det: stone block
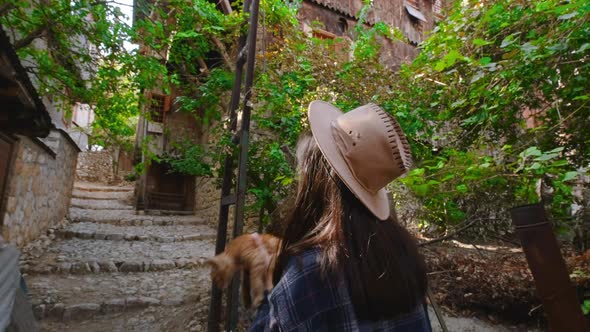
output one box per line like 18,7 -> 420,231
89,261 -> 100,273
142,220 -> 153,226
125,297 -> 144,309
98,261 -> 118,272
94,233 -> 106,240
5,196 -> 16,213
101,298 -> 125,314
59,262 -> 72,273
119,261 -> 143,272
162,298 -> 184,306
124,234 -> 137,241
106,234 -> 124,241
33,304 -> 45,320
174,258 -> 189,268
77,231 -> 94,239
70,262 -> 91,274
47,303 -> 65,320
63,303 -> 100,321
135,296 -> 160,307
158,236 -> 175,243
149,259 -> 175,271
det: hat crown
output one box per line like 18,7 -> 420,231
307,100 -> 411,220
331,104 -> 411,192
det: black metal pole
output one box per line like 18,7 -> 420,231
226,0 -> 260,330
510,203 -> 589,331
206,0 -> 251,331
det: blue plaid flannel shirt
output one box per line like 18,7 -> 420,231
249,248 -> 432,332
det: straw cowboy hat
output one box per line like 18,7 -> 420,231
308,101 -> 412,220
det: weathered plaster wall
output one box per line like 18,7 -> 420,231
1,129 -> 79,247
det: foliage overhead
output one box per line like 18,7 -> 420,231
3,0 -> 589,244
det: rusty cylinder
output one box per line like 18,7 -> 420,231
510,203 -> 589,332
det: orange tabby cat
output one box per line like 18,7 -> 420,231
206,232 -> 280,308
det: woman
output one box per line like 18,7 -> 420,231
250,101 -> 431,331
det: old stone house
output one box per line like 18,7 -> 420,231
0,26 -> 80,247
300,0 -> 444,68
131,0 -> 443,224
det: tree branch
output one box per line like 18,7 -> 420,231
14,26 -> 46,49
210,35 -> 235,71
197,58 -> 210,74
418,218 -> 480,247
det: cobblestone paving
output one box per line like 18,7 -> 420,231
69,207 -> 206,226
72,189 -> 132,201
22,181 -> 216,331
70,198 -> 133,210
64,222 -> 215,240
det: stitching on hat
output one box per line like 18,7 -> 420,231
368,103 -> 412,172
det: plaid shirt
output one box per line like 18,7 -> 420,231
249,248 -> 432,332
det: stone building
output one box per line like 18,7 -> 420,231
133,86 -> 199,213
132,0 -> 444,225
0,26 -> 81,247
300,0 -> 444,67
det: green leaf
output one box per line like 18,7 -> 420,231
534,153 -> 560,161
526,162 -> 542,170
550,160 -> 569,167
522,146 -> 542,157
479,57 -> 492,65
563,172 -> 578,182
456,184 -> 468,193
473,38 -> 492,46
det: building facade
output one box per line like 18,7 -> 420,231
0,27 -> 80,247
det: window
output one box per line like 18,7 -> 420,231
405,1 -> 427,23
338,18 -> 348,35
149,94 -> 169,123
433,0 -> 443,20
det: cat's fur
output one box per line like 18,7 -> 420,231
206,233 -> 280,308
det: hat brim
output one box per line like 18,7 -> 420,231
308,101 -> 390,221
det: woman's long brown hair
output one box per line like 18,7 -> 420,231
273,132 -> 428,320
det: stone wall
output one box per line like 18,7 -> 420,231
1,129 -> 79,247
194,177 -> 221,227
76,149 -> 133,184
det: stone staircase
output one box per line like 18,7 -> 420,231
21,182 -> 216,332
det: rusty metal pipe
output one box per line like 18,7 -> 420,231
510,203 -> 589,332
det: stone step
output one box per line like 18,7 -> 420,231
74,182 -> 134,193
57,222 -> 216,243
23,257 -> 208,275
23,257 -> 207,275
21,238 -> 215,275
72,189 -> 132,201
70,198 -> 134,210
26,269 -> 211,322
39,305 -> 205,332
69,207 -> 207,226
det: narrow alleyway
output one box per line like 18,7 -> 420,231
20,181 -> 216,331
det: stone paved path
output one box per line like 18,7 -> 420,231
21,181 -> 216,331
